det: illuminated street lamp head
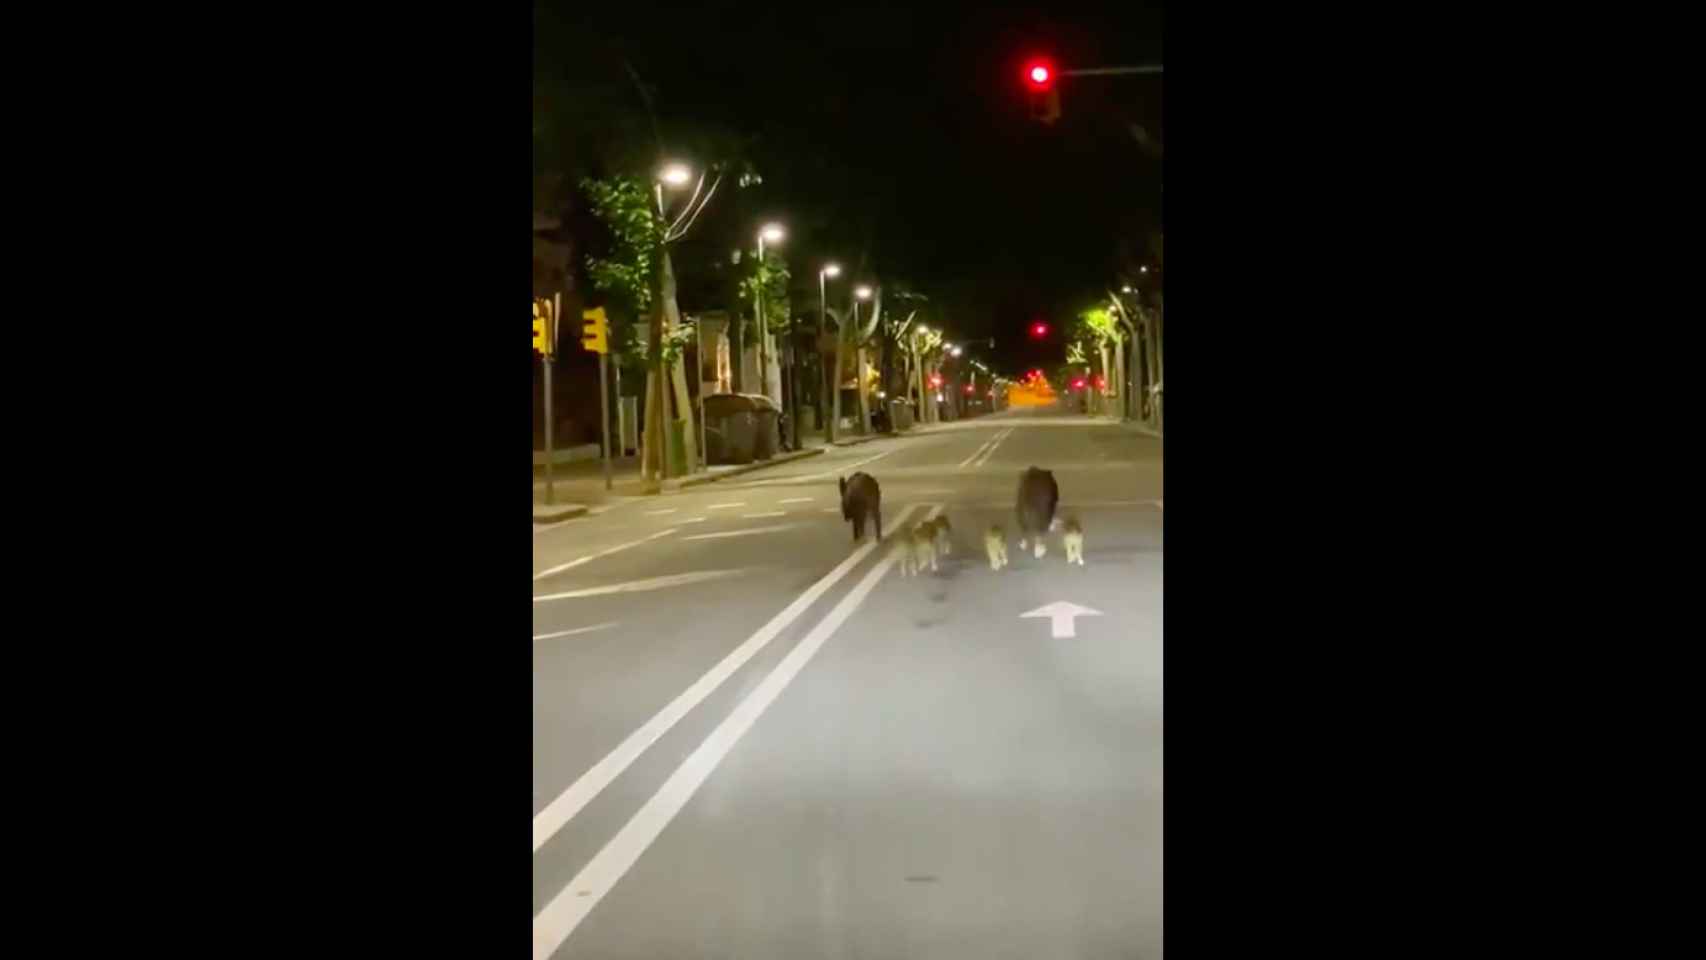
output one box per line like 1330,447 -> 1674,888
822,263 -> 841,278
659,163 -> 692,186
1140,266 -> 1150,274
854,285 -> 872,300
759,223 -> 785,243
1121,285 -> 1134,293
951,346 -> 963,357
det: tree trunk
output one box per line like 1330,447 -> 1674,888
659,253 -> 697,473
830,320 -> 846,443
855,346 -> 871,434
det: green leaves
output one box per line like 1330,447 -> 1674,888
582,174 -> 664,318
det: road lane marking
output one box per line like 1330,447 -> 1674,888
778,497 -> 814,504
956,433 -> 999,469
529,503 -> 922,858
532,569 -> 745,603
644,508 -> 678,516
532,503 -> 942,957
971,427 -> 1013,469
532,529 -> 678,582
821,507 -> 841,513
742,511 -> 787,518
533,623 -> 619,642
680,516 -> 708,523
1020,601 -> 1103,639
744,449 -> 895,487
681,524 -> 793,541
707,502 -> 746,509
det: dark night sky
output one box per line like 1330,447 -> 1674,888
542,2 -> 1162,374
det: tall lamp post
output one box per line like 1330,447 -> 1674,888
853,284 -> 873,435
817,263 -> 840,444
755,223 -> 785,405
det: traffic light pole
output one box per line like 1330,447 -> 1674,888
542,351 -> 555,506
600,350 -> 612,490
1061,65 -> 1163,77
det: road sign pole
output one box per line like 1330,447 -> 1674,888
600,350 -> 612,491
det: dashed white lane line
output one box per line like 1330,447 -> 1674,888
821,507 -> 841,513
742,511 -> 786,519
533,623 -> 619,643
778,497 -> 814,504
681,524 -> 794,541
644,508 -> 678,516
531,504 -> 943,958
532,529 -> 678,582
528,503 -> 924,860
706,502 -> 746,509
532,569 -> 747,603
679,516 -> 708,523
742,449 -> 895,487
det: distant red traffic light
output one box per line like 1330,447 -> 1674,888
1026,61 -> 1054,90
1029,64 -> 1051,86
1072,378 -> 1086,390
1031,322 -> 1048,337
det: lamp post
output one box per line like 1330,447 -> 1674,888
853,285 -> 873,435
755,223 -> 784,405
817,263 -> 840,444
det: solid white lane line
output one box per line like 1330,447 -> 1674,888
956,433 -> 999,469
706,502 -> 746,509
532,504 -> 943,958
778,497 -> 814,504
532,569 -> 745,603
742,511 -> 786,518
681,524 -> 793,541
533,623 -> 619,643
529,503 -> 921,858
531,529 -> 678,582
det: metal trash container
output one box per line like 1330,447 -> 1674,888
703,394 -> 759,465
749,394 -> 781,460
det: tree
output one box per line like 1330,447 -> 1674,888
583,168 -> 723,484
1077,306 -> 1123,415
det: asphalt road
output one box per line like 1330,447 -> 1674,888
533,403 -> 1163,959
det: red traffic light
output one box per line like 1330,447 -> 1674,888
1026,61 -> 1053,89
964,384 -> 975,394
1031,322 -> 1048,337
1072,378 -> 1087,390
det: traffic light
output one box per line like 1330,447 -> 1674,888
581,306 -> 609,355
1031,322 -> 1049,338
1025,59 -> 1061,125
532,298 -> 552,356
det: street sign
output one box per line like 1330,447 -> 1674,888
1020,601 -> 1103,639
582,307 -> 609,355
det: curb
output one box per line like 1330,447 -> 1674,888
674,446 -> 825,489
532,503 -> 589,524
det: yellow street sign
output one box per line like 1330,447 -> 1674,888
582,306 -> 609,355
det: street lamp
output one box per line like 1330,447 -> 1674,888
816,262 -> 841,443
754,223 -> 786,403
659,163 -> 692,186
854,285 -> 872,300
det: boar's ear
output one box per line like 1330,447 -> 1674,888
838,477 -> 847,496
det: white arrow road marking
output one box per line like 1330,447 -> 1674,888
1020,601 -> 1104,639
532,528 -> 678,582
530,504 -> 924,859
681,524 -> 794,541
532,569 -> 746,603
533,623 -> 619,642
532,503 -> 942,959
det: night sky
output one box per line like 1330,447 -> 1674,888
538,2 -> 1162,374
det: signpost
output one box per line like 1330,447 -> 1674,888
582,307 -> 612,490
